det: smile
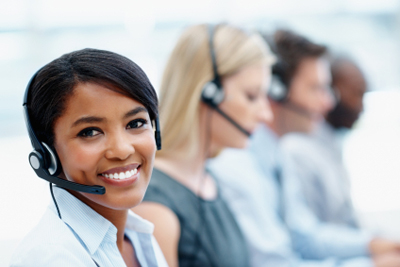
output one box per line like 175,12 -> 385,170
101,168 -> 138,180
99,163 -> 141,182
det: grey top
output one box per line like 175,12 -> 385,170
143,168 -> 250,267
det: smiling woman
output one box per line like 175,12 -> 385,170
10,48 -> 168,267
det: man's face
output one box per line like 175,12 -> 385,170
284,57 -> 335,133
327,62 -> 367,129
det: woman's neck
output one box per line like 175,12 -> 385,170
155,130 -> 219,199
69,191 -> 129,253
155,106 -> 221,199
155,149 -> 207,189
100,208 -> 128,249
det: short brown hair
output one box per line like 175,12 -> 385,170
265,29 -> 327,87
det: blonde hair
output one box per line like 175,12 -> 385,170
157,23 -> 274,159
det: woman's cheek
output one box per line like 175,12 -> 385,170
66,143 -> 100,172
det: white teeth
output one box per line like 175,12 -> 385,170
103,167 -> 139,180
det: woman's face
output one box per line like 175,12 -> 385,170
210,63 -> 273,149
53,82 -> 156,213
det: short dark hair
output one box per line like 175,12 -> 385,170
330,54 -> 360,87
265,29 -> 327,87
27,48 -> 158,147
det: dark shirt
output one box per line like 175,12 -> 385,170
143,168 -> 250,267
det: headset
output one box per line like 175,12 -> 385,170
23,69 -> 162,195
200,24 -> 251,137
268,57 -> 316,118
268,62 -> 290,103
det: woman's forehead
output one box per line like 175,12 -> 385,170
62,83 -> 148,118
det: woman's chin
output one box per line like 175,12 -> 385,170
228,137 -> 249,150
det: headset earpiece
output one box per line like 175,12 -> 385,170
268,74 -> 288,102
201,81 -> 225,107
41,142 -> 62,176
28,150 -> 44,172
154,116 -> 162,150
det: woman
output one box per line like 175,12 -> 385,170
132,24 -> 275,267
11,48 -> 167,266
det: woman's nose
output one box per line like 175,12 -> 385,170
105,131 -> 135,160
258,97 -> 274,124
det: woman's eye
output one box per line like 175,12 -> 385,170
127,119 -> 148,129
246,93 -> 257,102
77,128 -> 102,138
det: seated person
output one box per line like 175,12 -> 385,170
132,23 -> 274,267
208,29 -> 400,267
280,55 -> 368,227
10,48 -> 167,266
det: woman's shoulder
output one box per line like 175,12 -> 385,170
10,208 -> 92,267
146,168 -> 195,198
144,168 -> 201,216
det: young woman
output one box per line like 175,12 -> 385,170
11,48 -> 168,267
132,24 -> 275,267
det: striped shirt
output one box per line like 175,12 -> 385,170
10,187 -> 168,267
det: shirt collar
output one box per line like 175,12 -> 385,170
250,124 -> 279,153
51,187 -> 116,255
126,209 -> 154,234
50,187 -> 155,255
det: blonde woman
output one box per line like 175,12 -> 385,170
133,24 -> 274,267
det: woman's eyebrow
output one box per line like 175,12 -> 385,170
124,107 -> 148,119
71,107 -> 147,128
72,116 -> 104,128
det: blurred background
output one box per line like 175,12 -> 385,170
1,0 -> 400,265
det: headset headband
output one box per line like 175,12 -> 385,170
208,24 -> 222,88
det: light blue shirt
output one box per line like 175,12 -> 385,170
10,187 -> 168,267
207,124 -> 373,267
280,121 -> 358,227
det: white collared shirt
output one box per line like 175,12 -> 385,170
10,187 -> 168,267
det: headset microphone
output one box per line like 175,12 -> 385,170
212,105 -> 251,137
201,24 -> 251,137
281,101 -> 315,118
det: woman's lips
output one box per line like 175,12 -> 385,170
98,163 -> 140,186
101,168 -> 138,180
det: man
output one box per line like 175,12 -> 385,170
280,55 -> 367,228
208,30 -> 400,267
327,55 -> 366,129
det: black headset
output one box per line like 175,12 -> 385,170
200,24 -> 251,137
268,62 -> 290,103
23,69 -> 162,195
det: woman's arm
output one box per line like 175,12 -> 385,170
132,202 -> 181,267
